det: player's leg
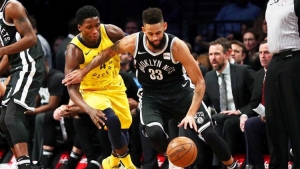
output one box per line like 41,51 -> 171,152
101,114 -> 132,169
104,88 -> 135,169
4,99 -> 31,169
0,105 -> 17,157
196,103 -> 238,169
140,95 -> 168,154
41,111 -> 60,169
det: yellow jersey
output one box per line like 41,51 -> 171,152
70,24 -> 121,90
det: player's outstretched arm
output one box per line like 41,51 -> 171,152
62,34 -> 136,85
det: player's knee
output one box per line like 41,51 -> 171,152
201,126 -> 217,143
104,108 -> 120,129
145,125 -> 165,141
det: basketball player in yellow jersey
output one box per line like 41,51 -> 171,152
65,5 -> 135,169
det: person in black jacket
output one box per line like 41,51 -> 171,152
242,40 -> 273,169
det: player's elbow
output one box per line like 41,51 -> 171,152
195,78 -> 205,91
28,35 -> 38,46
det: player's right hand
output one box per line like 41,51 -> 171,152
62,69 -> 84,86
88,109 -> 107,129
178,115 -> 198,132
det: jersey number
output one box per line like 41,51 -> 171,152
149,68 -> 163,80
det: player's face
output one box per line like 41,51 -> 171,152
79,17 -> 100,44
142,22 -> 167,50
209,44 -> 229,71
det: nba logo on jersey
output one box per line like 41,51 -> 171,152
163,53 -> 171,60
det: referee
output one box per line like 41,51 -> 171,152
265,0 -> 300,168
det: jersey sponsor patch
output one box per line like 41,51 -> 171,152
163,53 -> 171,60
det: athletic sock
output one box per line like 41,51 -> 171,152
110,153 -> 120,167
118,151 -> 135,169
227,160 -> 237,169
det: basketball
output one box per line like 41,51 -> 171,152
166,136 -> 198,167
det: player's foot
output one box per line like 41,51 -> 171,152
102,157 -> 119,169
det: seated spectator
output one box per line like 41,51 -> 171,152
242,40 -> 273,169
203,38 -> 255,168
243,28 -> 262,71
24,57 -> 71,167
230,40 -> 247,65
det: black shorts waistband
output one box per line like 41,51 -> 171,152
275,49 -> 300,58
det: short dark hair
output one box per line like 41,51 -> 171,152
231,40 -> 247,54
76,5 -> 100,25
142,8 -> 164,25
210,38 -> 231,53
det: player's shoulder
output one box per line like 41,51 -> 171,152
5,0 -> 23,10
103,24 -> 125,43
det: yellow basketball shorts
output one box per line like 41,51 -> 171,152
81,78 -> 132,129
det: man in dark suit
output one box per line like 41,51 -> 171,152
242,40 -> 273,169
55,18 -> 79,73
204,38 -> 255,165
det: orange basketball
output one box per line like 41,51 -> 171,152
166,136 -> 198,167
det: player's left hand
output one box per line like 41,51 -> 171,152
62,69 -> 84,86
178,115 -> 198,132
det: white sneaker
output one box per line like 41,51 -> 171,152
168,160 -> 182,169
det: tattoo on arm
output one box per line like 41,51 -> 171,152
85,41 -> 121,72
15,16 -> 30,32
111,41 -> 121,53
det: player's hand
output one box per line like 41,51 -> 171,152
62,69 -> 84,86
178,115 -> 198,132
88,109 -> 107,129
220,110 -> 240,116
